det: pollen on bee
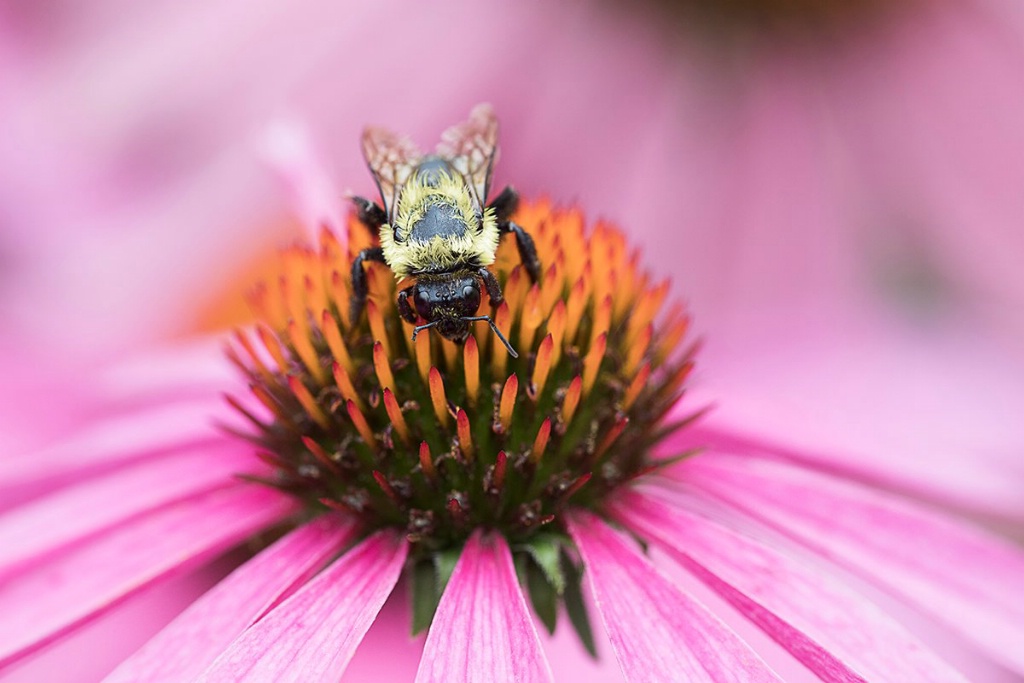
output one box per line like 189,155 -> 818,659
382,388 -> 409,444
428,367 -> 450,427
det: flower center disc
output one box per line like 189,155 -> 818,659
228,200 -> 695,553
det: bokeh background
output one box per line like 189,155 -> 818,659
2,0 -> 1023,680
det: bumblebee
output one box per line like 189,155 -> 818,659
350,104 -> 541,358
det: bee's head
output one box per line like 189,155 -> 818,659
412,274 -> 481,343
410,272 -> 518,356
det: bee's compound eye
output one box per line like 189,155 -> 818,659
462,284 -> 480,312
415,289 -> 431,316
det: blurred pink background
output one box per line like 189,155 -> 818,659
3,0 -> 1022,353
2,0 -> 1024,679
3,0 -> 1024,507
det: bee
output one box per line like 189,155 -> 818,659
349,104 -> 541,358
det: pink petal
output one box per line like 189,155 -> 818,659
567,512 -> 781,683
0,447 -> 259,578
104,514 -> 358,683
95,338 -> 245,403
0,483 -> 294,671
679,452 -> 1024,675
682,325 -> 1024,521
0,400 -> 234,506
614,490 -> 968,683
195,530 -> 408,682
341,590 -> 427,682
415,531 -> 553,683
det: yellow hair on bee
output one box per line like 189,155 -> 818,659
393,172 -> 475,234
380,171 -> 499,278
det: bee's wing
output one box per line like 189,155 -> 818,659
361,127 -> 423,223
436,103 -> 499,211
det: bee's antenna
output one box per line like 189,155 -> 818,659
411,321 -> 440,341
462,316 -> 519,358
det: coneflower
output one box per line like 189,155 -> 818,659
1,181 -> 1023,682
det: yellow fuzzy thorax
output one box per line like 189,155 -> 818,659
380,171 -> 499,278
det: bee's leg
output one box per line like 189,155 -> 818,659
499,221 -> 541,284
488,186 -> 540,282
488,186 -> 519,224
477,267 -> 504,306
350,196 -> 387,230
350,247 -> 386,321
397,286 -> 418,324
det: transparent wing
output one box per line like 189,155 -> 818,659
436,103 -> 499,210
361,126 -> 423,223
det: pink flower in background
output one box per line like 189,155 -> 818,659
2,0 -> 1024,681
2,0 -> 1023,349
